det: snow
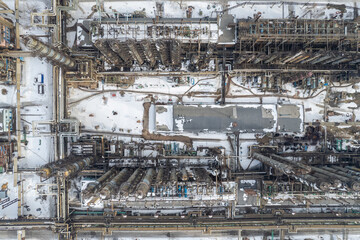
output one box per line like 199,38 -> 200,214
21,173 -> 54,218
0,173 -> 18,219
155,105 -> 173,132
69,92 -> 144,134
1,1 -> 360,237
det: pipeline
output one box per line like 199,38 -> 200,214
83,168 -> 118,198
135,168 -> 156,199
100,168 -> 131,200
119,168 -> 142,196
23,36 -> 76,69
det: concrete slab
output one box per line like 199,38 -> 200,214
277,105 -> 302,133
173,105 -> 275,133
218,13 -> 236,44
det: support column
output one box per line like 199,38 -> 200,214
15,0 -> 20,49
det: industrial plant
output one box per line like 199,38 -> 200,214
1,0 -> 360,239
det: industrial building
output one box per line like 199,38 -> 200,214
0,0 -> 360,240
0,107 -> 14,134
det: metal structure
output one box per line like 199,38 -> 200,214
3,1 -> 360,239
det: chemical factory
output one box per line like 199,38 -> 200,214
1,0 -> 360,239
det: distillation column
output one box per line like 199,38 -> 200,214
119,168 -> 142,196
23,36 -> 76,68
83,167 -> 118,198
100,168 -> 131,199
135,168 -> 155,199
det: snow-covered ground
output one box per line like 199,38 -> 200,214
0,0 -> 55,219
1,0 -> 360,236
69,91 -> 144,134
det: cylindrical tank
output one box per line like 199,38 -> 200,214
119,168 -> 142,196
24,36 -> 76,69
135,168 -> 156,199
100,168 -> 131,200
